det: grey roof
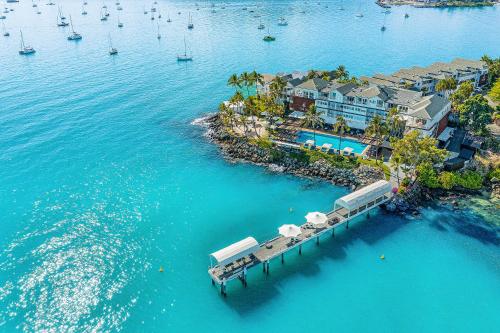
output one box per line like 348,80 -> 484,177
289,77 -> 306,87
407,94 -> 450,120
296,78 -> 328,91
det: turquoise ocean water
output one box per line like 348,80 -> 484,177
0,1 -> 499,332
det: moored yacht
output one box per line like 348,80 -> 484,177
19,30 -> 36,55
187,12 -> 193,29
67,15 -> 82,40
277,17 -> 287,26
177,37 -> 192,61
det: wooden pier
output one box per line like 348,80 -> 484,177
208,180 -> 393,296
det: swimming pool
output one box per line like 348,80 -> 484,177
296,131 -> 368,154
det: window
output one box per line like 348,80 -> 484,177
377,100 -> 383,107
331,92 -> 336,99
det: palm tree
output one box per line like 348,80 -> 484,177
230,91 -> 244,114
321,71 -> 330,81
435,77 -> 457,95
227,74 -> 241,92
333,115 -> 349,152
239,72 -> 251,96
218,102 -> 236,131
307,69 -> 318,79
301,104 -> 324,145
250,70 -> 264,95
387,107 -> 405,138
270,76 -> 286,102
244,96 -> 261,138
365,115 -> 389,163
335,65 -> 349,81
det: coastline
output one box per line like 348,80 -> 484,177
376,0 -> 497,8
196,113 -> 499,217
198,113 -> 385,189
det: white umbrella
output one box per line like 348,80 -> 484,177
305,212 -> 328,226
278,224 -> 302,238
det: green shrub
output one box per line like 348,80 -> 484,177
358,158 -> 391,180
417,162 -> 440,188
455,170 -> 484,190
438,172 -> 457,190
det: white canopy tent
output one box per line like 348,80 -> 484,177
305,212 -> 328,226
342,147 -> 354,156
210,237 -> 259,267
334,180 -> 392,212
278,224 -> 302,238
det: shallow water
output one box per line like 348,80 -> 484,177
0,1 -> 499,332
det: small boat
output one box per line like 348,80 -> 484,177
258,19 -> 265,30
187,12 -> 193,29
143,6 -> 148,14
404,13 -> 409,18
158,10 -> 161,19
57,13 -> 69,26
0,15 -> 5,20
117,6 -> 122,11
100,9 -> 107,21
157,22 -> 161,39
67,16 -> 82,40
108,34 -> 117,55
19,30 -> 36,55
177,37 -> 192,61
380,25 -> 386,31
2,21 -> 9,36
151,12 -> 155,20
82,5 -> 87,15
242,7 -> 247,11
118,16 -> 123,27
263,28 -> 275,42
355,13 -> 363,18
277,17 -> 287,26
151,7 -> 156,12
167,14 -> 171,22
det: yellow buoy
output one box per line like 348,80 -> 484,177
380,255 -> 385,260
159,266 -> 164,272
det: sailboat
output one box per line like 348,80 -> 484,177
404,13 -> 409,18
258,19 -> 265,30
19,30 -> 36,55
144,6 -> 148,14
157,22 -> 161,39
100,8 -> 108,21
59,6 -> 66,20
2,21 -> 9,36
263,27 -> 275,41
108,34 -> 117,55
187,12 -> 193,29
177,37 -> 192,61
118,16 -> 123,27
167,13 -> 171,22
67,16 -> 82,40
381,12 -> 388,31
277,17 -> 288,26
81,4 -> 87,15
57,13 -> 69,26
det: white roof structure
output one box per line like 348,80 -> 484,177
210,237 -> 259,267
343,147 -> 354,154
335,180 -> 392,211
305,139 -> 314,146
437,127 -> 454,142
321,143 -> 332,150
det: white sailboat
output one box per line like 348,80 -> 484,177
81,4 -> 87,15
19,30 -> 36,55
187,12 -> 193,29
108,34 -> 117,55
277,17 -> 288,26
67,15 -> 82,40
2,21 -> 9,37
167,13 -> 171,22
157,22 -> 161,39
258,19 -> 265,30
177,37 -> 192,61
118,15 -> 123,27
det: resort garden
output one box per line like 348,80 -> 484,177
216,58 -> 500,197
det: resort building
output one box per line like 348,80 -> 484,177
363,58 -> 489,95
256,58 -> 487,138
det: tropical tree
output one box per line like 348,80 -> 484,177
457,94 -> 493,135
250,70 -> 264,95
435,77 -> 457,95
307,70 -> 318,79
301,104 -> 324,145
321,71 -> 331,81
489,78 -> 500,103
390,130 -> 448,182
387,107 -> 405,138
334,65 -> 349,81
218,102 -> 236,131
239,72 -> 251,96
333,115 -> 350,152
269,76 -> 287,102
450,81 -> 474,109
227,74 -> 241,92
230,91 -> 245,114
244,96 -> 262,137
365,115 -> 389,163
481,54 -> 500,84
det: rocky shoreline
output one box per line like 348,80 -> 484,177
202,113 -> 385,189
376,0 -> 497,8
198,113 -> 497,216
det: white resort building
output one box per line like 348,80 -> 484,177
257,58 -> 488,138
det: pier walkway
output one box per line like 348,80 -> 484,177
208,180 -> 394,296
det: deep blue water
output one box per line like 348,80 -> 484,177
0,1 -> 499,332
296,130 -> 368,153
